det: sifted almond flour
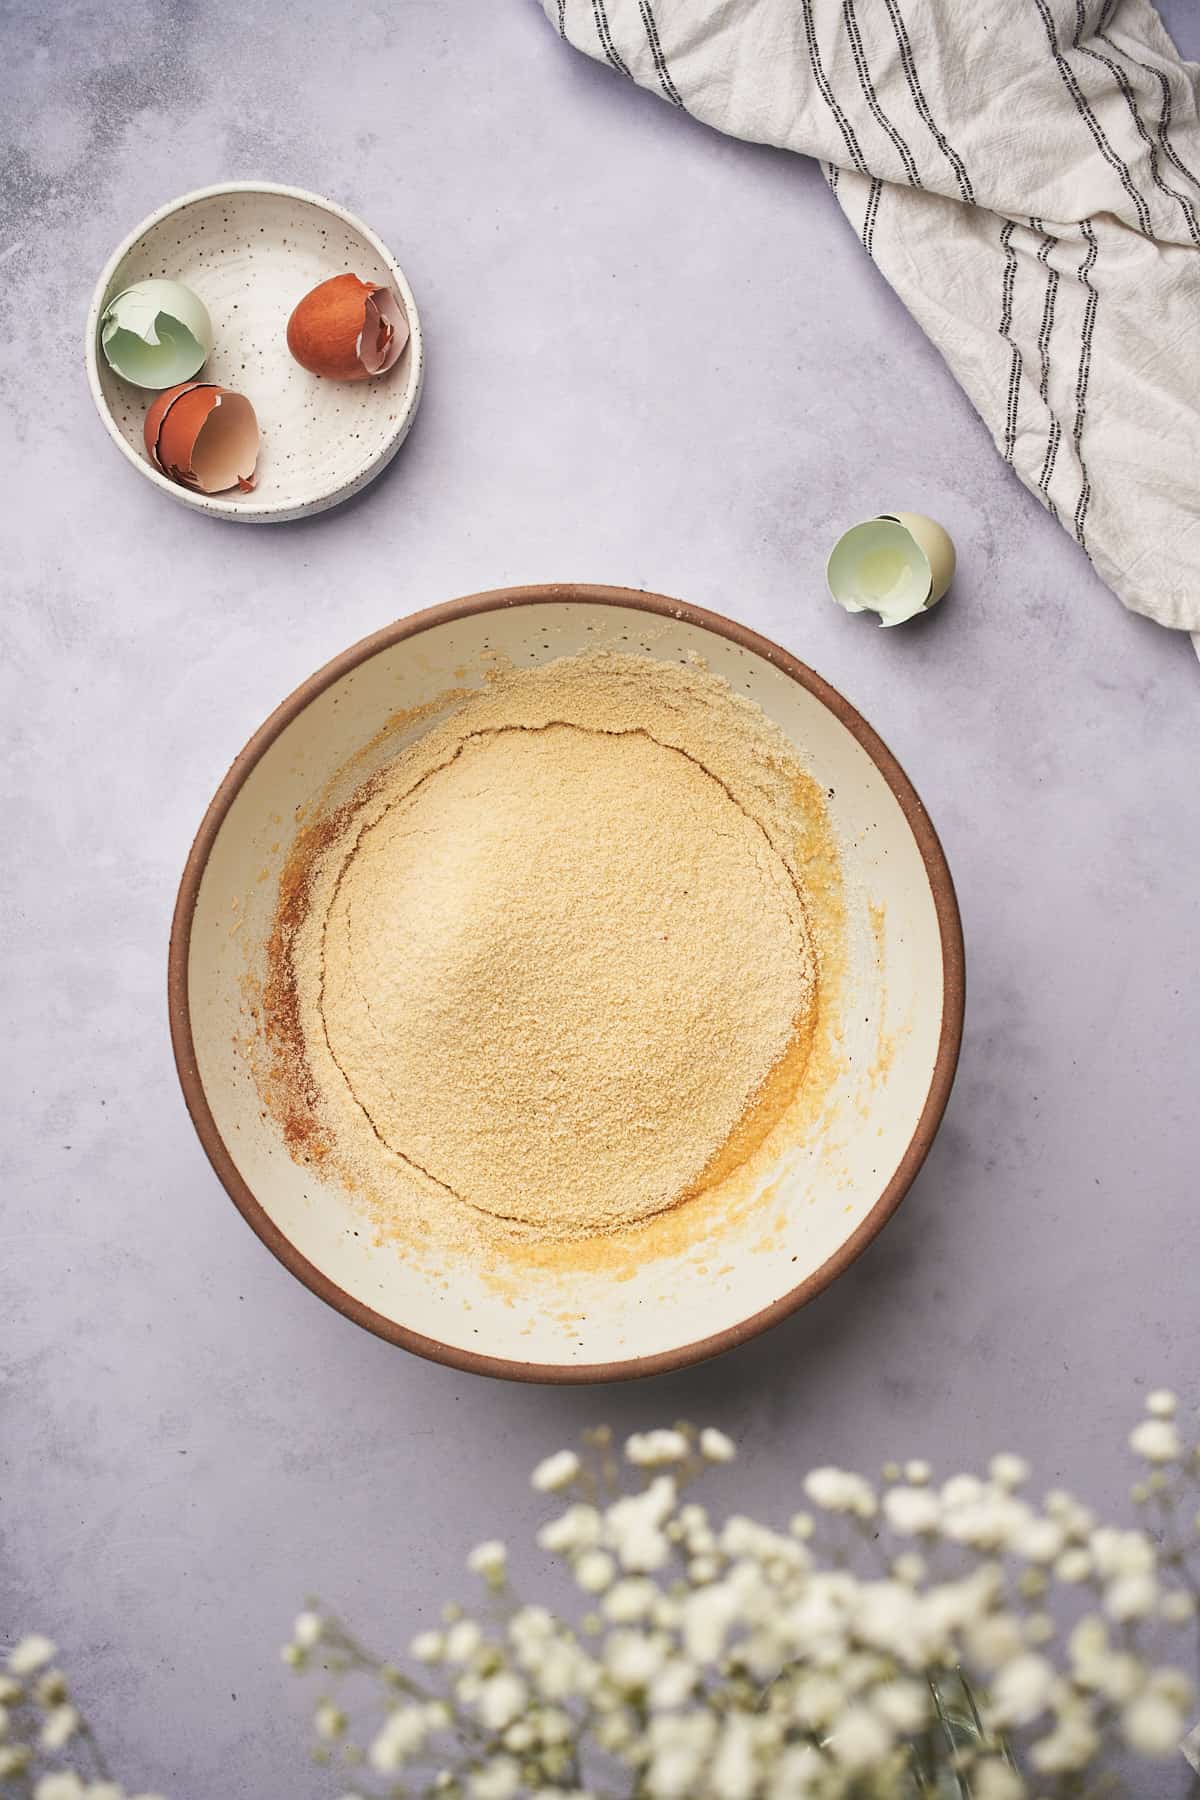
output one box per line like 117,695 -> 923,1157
260,652 -> 826,1249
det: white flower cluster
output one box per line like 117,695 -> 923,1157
285,1400 -> 1200,1798
0,1636 -> 166,1799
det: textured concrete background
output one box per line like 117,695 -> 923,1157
3,3 -> 1199,1794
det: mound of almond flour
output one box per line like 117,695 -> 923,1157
262,652 -> 822,1248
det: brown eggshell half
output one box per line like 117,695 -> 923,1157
286,273 -> 409,381
145,381 -> 259,493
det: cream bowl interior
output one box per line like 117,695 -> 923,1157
86,182 -> 424,521
170,588 -> 963,1380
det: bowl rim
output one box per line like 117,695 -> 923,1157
168,584 -> 965,1382
84,180 -> 424,522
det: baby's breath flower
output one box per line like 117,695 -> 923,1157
1104,1572 -> 1159,1621
39,1703 -> 80,1751
988,1652 -> 1055,1727
281,1644 -> 305,1668
682,1581 -> 741,1664
882,1485 -> 939,1536
537,1504 -> 601,1557
1129,1418 -> 1181,1463
0,1744 -> 30,1779
605,1629 -> 666,1693
1028,1698 -> 1100,1774
9,1636 -> 56,1676
625,1429 -> 689,1468
477,1672 -> 527,1731
1090,1526 -> 1155,1578
33,1775 -> 85,1800
965,1614 -> 1025,1669
904,1459 -> 931,1485
971,1758 -> 1024,1800
1122,1689 -> 1187,1756
468,1754 -> 521,1800
444,1620 -> 483,1664
411,1630 -> 444,1662
466,1541 -> 508,1587
1146,1388 -> 1178,1417
1161,1589 -> 1195,1623
1045,1488 -> 1094,1538
804,1467 -> 876,1518
502,1718 -> 534,1752
531,1450 -> 580,1494
574,1550 -> 616,1593
829,1702 -> 894,1771
710,1712 -> 757,1799
871,1678 -> 929,1733
892,1551 -> 927,1586
1054,1547 -> 1091,1583
369,1705 -> 428,1771
788,1512 -> 814,1540
989,1453 -> 1031,1490
648,1655 -> 696,1709
602,1577 -> 656,1623
34,1668 -> 67,1707
314,1702 -> 346,1740
293,1612 -> 323,1650
606,1477 -> 675,1572
645,1711 -> 716,1798
699,1428 -> 736,1464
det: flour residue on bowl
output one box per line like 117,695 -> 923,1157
254,652 -> 843,1256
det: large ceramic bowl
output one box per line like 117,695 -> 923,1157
86,182 -> 423,521
169,586 -> 963,1380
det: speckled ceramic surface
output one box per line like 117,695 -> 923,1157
170,588 -> 964,1381
85,183 -> 424,521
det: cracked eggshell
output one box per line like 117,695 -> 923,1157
882,513 -> 956,604
100,278 -> 213,388
826,513 -> 955,627
144,381 -> 259,493
286,273 -> 409,381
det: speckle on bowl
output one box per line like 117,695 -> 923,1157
85,182 -> 424,522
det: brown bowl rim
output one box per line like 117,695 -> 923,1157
168,583 -> 965,1383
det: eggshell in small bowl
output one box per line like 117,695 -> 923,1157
85,182 -> 424,522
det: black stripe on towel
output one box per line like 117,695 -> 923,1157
998,221 -> 1022,465
557,0 -> 566,36
1096,13 -> 1200,200
1032,219 -> 1061,520
1032,0 -> 1152,236
861,176 -> 883,259
592,0 -> 631,76
801,0 -> 868,174
1072,220 -> 1100,552
1072,1 -> 1199,244
882,0 -> 974,204
826,162 -> 841,194
636,1 -> 685,107
842,0 -> 922,186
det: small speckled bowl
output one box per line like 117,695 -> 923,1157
85,182 -> 424,521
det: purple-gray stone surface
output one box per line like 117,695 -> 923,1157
2,4 -> 1199,1793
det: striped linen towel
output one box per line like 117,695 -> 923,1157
539,0 -> 1200,637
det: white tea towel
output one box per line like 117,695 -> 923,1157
539,0 -> 1200,635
